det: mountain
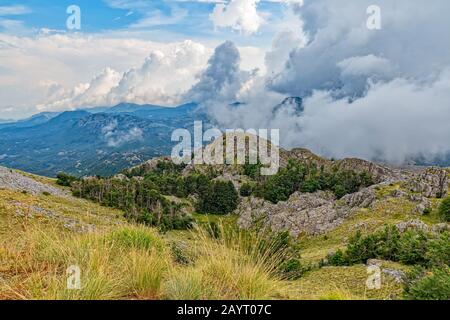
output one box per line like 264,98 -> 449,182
0,103 -> 205,177
272,96 -> 304,116
0,112 -> 61,129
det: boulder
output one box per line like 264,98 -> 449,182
340,187 -> 376,208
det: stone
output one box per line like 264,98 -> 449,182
0,166 -> 67,196
413,198 -> 432,215
340,187 -> 376,208
396,219 -> 430,233
383,269 -> 405,283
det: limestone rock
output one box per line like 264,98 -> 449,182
236,190 -> 372,237
340,187 -> 376,208
407,167 -> 449,198
383,269 -> 405,283
0,166 -> 66,196
396,219 -> 430,233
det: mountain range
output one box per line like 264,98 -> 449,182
1,96 -> 448,177
0,103 -> 205,177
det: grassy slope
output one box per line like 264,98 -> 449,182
0,174 -> 448,300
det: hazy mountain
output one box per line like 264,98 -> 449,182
0,103 -> 205,177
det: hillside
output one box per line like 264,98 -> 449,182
1,143 -> 449,300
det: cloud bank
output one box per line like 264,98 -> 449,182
197,0 -> 450,164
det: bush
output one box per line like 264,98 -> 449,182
239,183 -> 253,197
328,227 -> 449,268
56,172 -> 78,187
439,196 -> 450,222
404,267 -> 450,300
197,180 -> 239,215
327,249 -> 348,266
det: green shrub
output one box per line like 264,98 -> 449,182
327,249 -> 348,266
239,183 -> 253,197
439,196 -> 450,222
404,267 -> 450,300
197,180 -> 238,215
170,241 -> 193,265
328,227 -> 449,268
56,172 -> 78,187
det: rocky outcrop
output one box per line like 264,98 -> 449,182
395,219 -> 430,233
124,156 -> 172,176
340,187 -> 377,208
0,166 -> 66,196
335,158 -> 399,183
237,190 -> 376,236
406,167 -> 449,198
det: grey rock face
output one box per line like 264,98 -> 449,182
407,167 -> 449,198
0,166 -> 66,196
340,187 -> 376,208
383,269 -> 405,283
237,191 -> 365,236
395,219 -> 430,233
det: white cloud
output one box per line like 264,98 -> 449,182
39,40 -> 210,111
209,0 -> 263,35
199,0 -> 450,164
268,0 -> 450,97
102,120 -> 144,147
0,5 -> 31,16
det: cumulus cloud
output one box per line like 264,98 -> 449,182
202,0 -> 450,165
185,41 -> 255,104
268,0 -> 450,97
17,38 -> 210,113
210,0 -> 263,34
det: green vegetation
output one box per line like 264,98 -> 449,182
239,182 -> 253,197
326,226 -> 450,300
1,159 -> 448,300
70,161 -> 241,229
56,172 -> 79,187
197,180 -> 238,215
251,160 -> 374,203
404,266 -> 450,300
439,196 -> 450,221
328,227 -> 449,267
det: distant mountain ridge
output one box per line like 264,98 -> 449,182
1,98 -> 449,177
0,102 -> 205,177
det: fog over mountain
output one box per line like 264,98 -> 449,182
190,0 -> 450,165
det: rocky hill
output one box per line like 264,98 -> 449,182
1,146 -> 449,300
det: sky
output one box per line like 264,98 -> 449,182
0,0 -> 299,118
1,0 -> 450,164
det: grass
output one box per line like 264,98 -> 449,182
1,172 -> 448,300
284,265 -> 405,300
298,183 -> 446,265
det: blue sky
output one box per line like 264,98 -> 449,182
0,0 -> 286,45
